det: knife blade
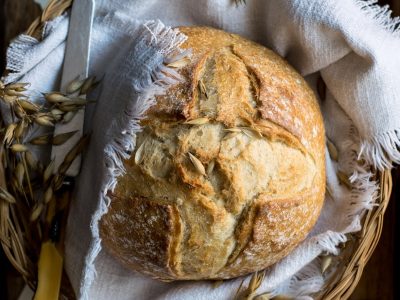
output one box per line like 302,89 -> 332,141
33,2 -> 95,299
51,0 -> 95,177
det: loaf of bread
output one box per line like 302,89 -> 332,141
100,27 -> 325,281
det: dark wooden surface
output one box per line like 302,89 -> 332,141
0,0 -> 5,72
0,1 -> 398,300
0,1 -> 41,299
0,0 -> 41,72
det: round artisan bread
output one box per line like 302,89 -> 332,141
100,26 -> 326,281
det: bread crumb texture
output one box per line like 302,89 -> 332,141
100,27 -> 326,281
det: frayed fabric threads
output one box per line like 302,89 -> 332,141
6,35 -> 39,73
355,0 -> 400,35
321,0 -> 400,172
265,100 -> 380,299
79,20 -> 188,300
3,0 -> 399,299
359,130 -> 400,170
4,14 -> 69,85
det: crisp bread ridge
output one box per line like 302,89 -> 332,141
100,26 -> 326,281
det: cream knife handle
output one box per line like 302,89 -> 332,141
51,0 -> 95,177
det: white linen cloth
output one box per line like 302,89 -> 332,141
3,0 -> 400,299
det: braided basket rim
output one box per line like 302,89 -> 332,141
3,0 -> 394,299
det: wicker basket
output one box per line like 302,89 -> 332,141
0,0 -> 394,299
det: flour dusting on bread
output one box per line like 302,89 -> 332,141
100,27 -> 325,281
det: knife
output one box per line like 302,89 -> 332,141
34,1 -> 95,299
51,0 -> 95,175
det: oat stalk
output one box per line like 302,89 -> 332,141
234,0 -> 247,6
0,76 -> 95,285
234,271 -> 266,300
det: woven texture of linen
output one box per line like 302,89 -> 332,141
2,1 -> 399,299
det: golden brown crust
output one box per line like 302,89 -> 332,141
100,194 -> 183,280
100,26 -> 326,281
218,183 -> 325,278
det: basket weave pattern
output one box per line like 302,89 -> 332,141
0,0 -> 394,299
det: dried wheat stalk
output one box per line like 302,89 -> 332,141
0,76 -> 95,286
